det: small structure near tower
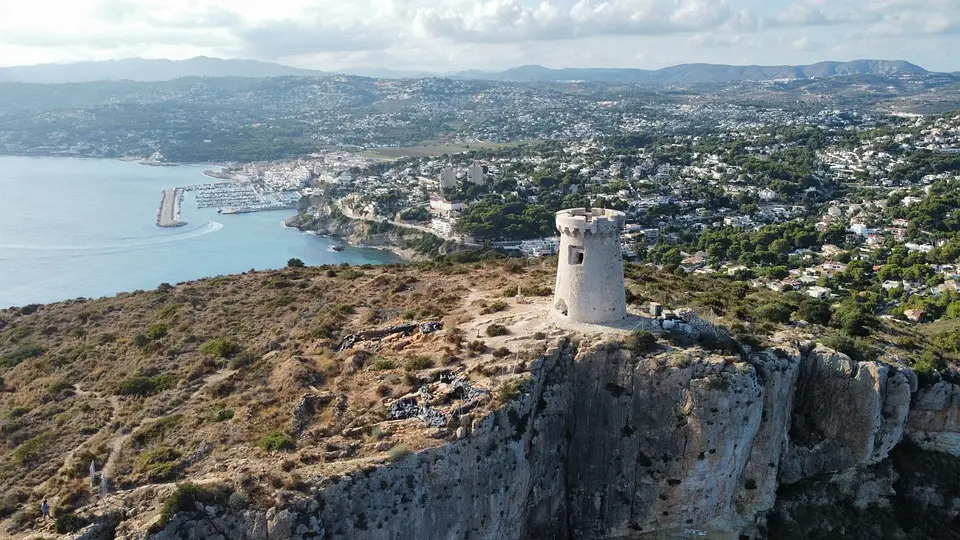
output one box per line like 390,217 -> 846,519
553,207 -> 627,324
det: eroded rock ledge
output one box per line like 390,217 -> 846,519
87,340 -> 959,540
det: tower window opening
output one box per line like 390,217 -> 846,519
569,246 -> 585,265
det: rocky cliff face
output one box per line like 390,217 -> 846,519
105,339 -> 960,540
284,206 -> 441,261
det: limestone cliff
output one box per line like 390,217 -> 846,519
119,337 -> 960,540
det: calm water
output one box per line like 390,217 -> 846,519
0,156 -> 401,307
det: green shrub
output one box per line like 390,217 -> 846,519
332,303 -> 355,316
12,432 -> 52,464
6,407 -> 28,419
796,298 -> 832,325
3,325 -> 34,344
404,356 -> 434,372
54,513 -> 89,534
387,444 -> 412,461
485,324 -> 510,337
371,358 -> 396,371
624,330 -> 658,355
132,334 -> 150,349
481,301 -> 509,315
115,374 -> 177,397
502,283 -> 552,297
116,377 -> 154,396
287,258 -> 306,268
310,326 -> 335,340
496,377 -> 531,404
0,344 -> 45,367
821,332 -> 880,363
136,447 -> 182,482
215,409 -> 235,422
155,483 -> 231,532
133,415 -> 182,445
756,302 -> 793,324
260,431 -> 294,452
48,380 -> 74,395
199,338 -> 241,359
146,323 -> 169,341
228,351 -> 257,370
911,351 -> 947,384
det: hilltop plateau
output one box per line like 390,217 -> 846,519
1,257 -> 958,539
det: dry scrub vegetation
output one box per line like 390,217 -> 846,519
0,258 -> 559,532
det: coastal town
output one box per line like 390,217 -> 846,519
189,105 -> 960,330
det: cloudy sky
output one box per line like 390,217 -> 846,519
0,0 -> 958,72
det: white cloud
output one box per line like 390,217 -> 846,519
790,36 -> 823,51
414,0 -> 748,43
768,0 -> 960,34
0,0 -> 957,71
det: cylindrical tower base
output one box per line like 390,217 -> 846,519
553,208 -> 626,324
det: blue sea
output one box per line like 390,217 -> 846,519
0,156 -> 401,307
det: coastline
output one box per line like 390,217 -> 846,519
282,213 -> 422,262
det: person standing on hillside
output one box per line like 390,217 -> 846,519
40,499 -> 50,521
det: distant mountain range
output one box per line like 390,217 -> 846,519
0,57 -> 939,85
455,60 -> 931,84
0,57 -> 323,84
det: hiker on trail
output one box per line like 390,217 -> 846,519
40,499 -> 50,521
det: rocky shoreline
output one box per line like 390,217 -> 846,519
283,206 -> 439,262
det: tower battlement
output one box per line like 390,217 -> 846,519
555,208 -> 625,237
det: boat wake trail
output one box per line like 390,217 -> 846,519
0,221 -> 224,251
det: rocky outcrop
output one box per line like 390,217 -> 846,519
906,380 -> 960,456
565,346 -> 766,537
284,206 -> 443,261
780,346 -> 912,485
111,341 -> 960,540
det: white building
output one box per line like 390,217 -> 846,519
429,196 -> 466,218
468,163 -> 486,185
806,286 -> 832,300
430,218 -> 454,237
439,167 -> 457,190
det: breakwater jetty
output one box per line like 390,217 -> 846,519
156,188 -> 186,228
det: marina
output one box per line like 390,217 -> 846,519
154,182 -> 297,226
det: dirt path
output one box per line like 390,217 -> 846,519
51,387 -> 120,481
56,370 -> 237,483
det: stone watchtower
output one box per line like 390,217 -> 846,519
553,207 -> 627,324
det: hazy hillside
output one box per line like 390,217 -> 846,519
456,59 -> 930,84
0,57 -> 324,84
